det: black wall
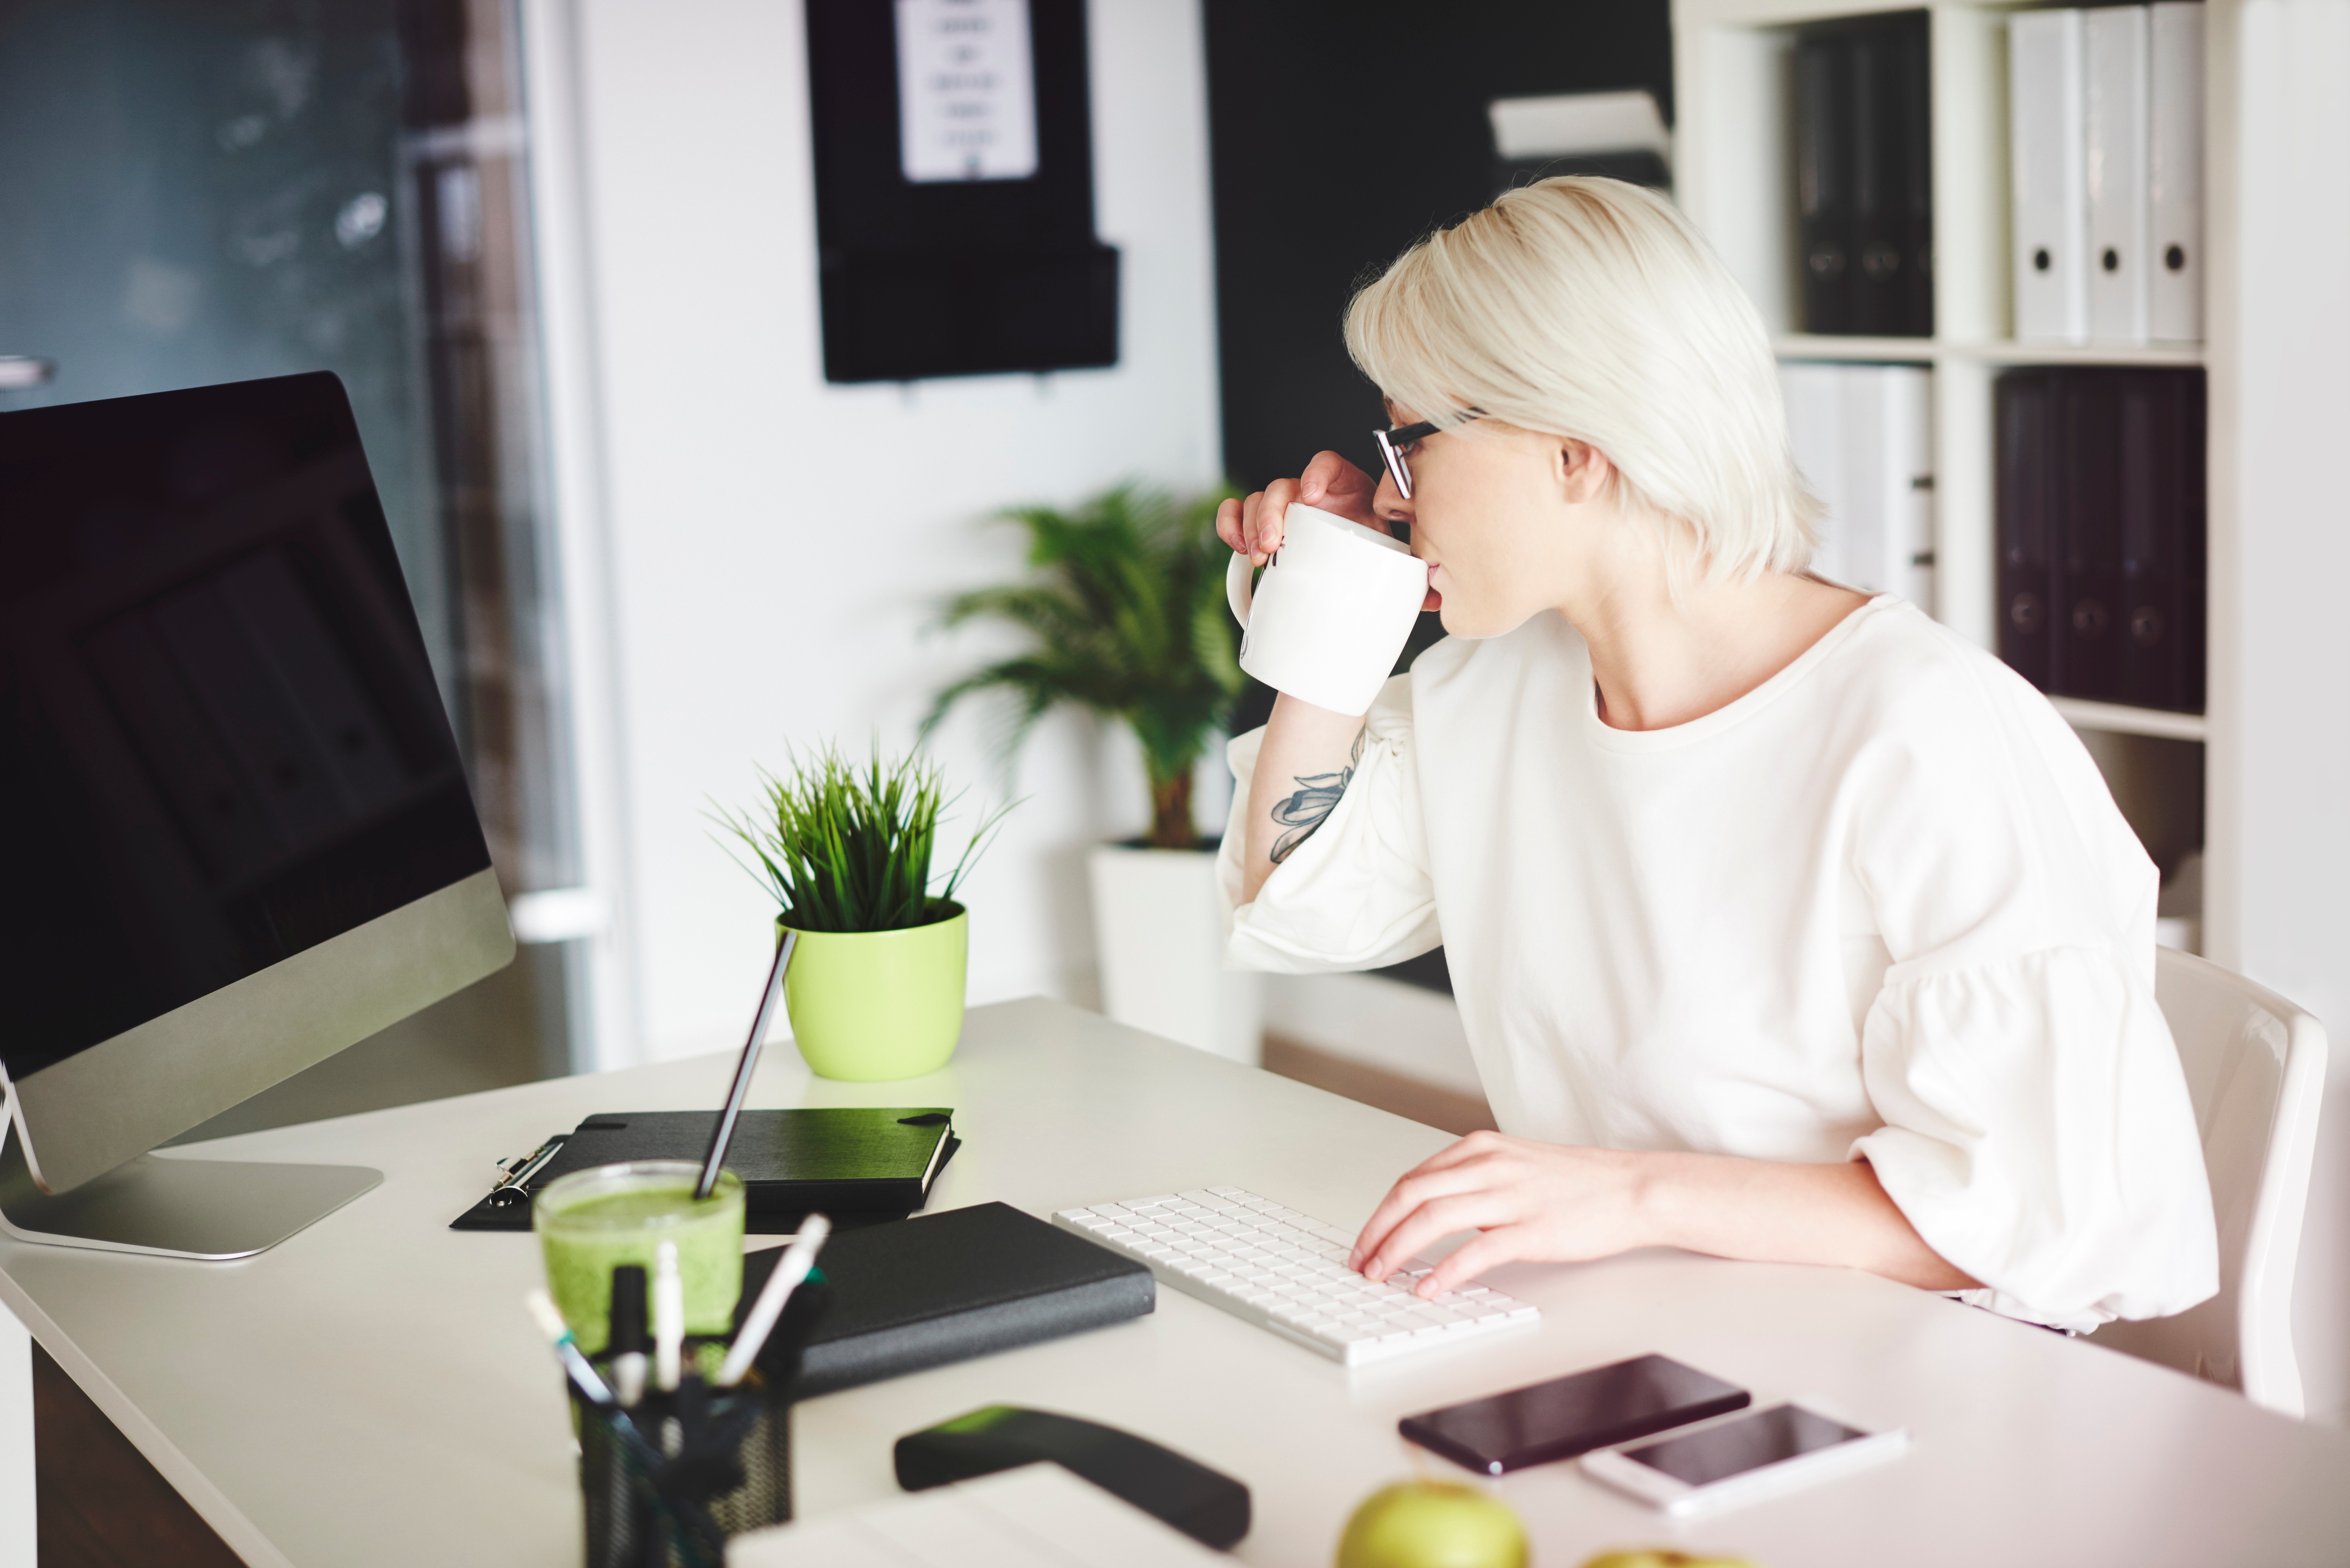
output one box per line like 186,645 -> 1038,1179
1203,1 -> 1675,493
1203,6 -> 1673,997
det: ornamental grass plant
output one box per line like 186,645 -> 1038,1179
715,744 -> 1007,934
923,483 -> 1243,850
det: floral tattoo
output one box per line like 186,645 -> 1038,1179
1269,729 -> 1366,864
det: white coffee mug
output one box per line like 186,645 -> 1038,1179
1225,503 -> 1430,716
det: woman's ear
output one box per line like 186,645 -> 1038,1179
1557,439 -> 1613,505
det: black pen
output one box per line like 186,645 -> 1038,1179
608,1265 -> 650,1407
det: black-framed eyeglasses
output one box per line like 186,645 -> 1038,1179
1372,411 -> 1482,501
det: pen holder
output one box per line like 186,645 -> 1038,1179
575,1367 -> 790,1568
573,1280 -> 830,1568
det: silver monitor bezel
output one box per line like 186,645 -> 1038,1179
3,866 -> 513,1195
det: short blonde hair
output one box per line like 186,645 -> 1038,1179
1344,177 -> 1821,578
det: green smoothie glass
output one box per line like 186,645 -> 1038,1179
535,1161 -> 745,1355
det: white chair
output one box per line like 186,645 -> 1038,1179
2094,949 -> 2328,1415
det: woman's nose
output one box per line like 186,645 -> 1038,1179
1374,471 -> 1414,538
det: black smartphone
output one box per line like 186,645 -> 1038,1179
1399,1353 -> 1751,1475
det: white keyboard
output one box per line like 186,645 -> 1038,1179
1053,1186 -> 1539,1367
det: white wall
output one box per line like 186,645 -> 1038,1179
542,0 -> 1223,1064
0,1300 -> 29,1568
2219,0 -> 2350,1423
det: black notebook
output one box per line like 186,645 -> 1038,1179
449,1108 -> 958,1232
753,1202 -> 1155,1399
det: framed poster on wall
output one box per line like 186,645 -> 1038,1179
805,0 -> 1118,382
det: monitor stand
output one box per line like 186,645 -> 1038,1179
0,1123 -> 381,1261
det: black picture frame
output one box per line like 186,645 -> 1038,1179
804,0 -> 1119,383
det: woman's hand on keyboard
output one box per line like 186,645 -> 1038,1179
1349,1133 -> 1983,1298
1347,1131 -> 1649,1299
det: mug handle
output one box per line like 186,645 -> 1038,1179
1225,549 -> 1256,628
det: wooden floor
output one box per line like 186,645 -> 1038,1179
34,1342 -> 244,1568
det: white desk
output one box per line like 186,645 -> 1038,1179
3,997 -> 2347,1567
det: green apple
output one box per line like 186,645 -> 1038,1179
1579,1552 -> 1761,1568
1335,1480 -> 1528,1568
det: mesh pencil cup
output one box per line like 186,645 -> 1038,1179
571,1278 -> 830,1568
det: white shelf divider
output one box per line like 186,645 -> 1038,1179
1772,334 -> 1937,361
1932,4 -> 2012,343
1772,335 -> 2207,366
1946,339 -> 2208,366
2048,695 -> 2211,743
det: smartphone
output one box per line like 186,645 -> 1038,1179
1580,1402 -> 1907,1517
1398,1354 -> 1750,1475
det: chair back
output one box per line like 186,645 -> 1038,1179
2095,949 -> 2327,1415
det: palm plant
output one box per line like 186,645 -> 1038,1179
924,484 -> 1243,850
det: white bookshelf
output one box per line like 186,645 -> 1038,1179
1674,0 -> 2222,938
1681,0 -> 2350,1424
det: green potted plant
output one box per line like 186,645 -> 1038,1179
716,744 -> 1005,1081
923,483 -> 1262,1063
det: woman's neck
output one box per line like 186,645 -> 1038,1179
1567,560 -> 1869,733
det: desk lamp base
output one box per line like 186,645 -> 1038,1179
0,1128 -> 380,1260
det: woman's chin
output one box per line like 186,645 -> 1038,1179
1437,600 -> 1537,640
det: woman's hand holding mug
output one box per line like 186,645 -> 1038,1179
1214,451 -> 1383,565
1220,456 -> 1431,718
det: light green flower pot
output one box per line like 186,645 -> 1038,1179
779,904 -> 967,1081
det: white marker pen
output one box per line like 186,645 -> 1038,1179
653,1241 -> 684,1393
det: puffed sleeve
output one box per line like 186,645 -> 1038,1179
1218,675 -> 1441,973
1846,656 -> 2218,1331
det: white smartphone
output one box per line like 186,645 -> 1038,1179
1579,1402 -> 1907,1518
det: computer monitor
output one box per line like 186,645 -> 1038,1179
0,372 -> 515,1258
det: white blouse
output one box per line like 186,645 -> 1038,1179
1220,596 -> 2217,1331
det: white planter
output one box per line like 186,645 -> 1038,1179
1087,843 -> 1263,1066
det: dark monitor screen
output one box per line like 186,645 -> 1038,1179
0,373 -> 490,1080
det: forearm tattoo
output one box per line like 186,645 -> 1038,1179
1268,729 -> 1366,865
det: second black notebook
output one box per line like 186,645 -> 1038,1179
753,1202 -> 1156,1398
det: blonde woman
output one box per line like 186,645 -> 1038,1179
1214,178 -> 2214,1333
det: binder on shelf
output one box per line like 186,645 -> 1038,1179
2059,371 -> 2127,702
1780,363 -> 1846,534
1795,26 -> 1855,335
1852,13 -> 1933,337
1887,15 -> 1935,338
2149,2 -> 2206,344
1781,362 -> 1933,606
2118,372 -> 2207,711
1865,365 -> 1935,609
1995,369 -> 2060,690
1994,366 -> 2206,713
1794,11 -> 1933,339
2011,10 -> 2090,344
2086,6 -> 2152,345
